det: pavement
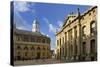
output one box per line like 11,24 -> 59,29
14,59 -> 66,66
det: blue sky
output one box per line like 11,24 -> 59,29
13,1 -> 92,50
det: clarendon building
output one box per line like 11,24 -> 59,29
13,19 -> 51,61
55,6 -> 97,61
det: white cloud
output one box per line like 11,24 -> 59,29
43,17 -> 49,25
57,20 -> 63,28
43,17 -> 57,33
14,1 -> 30,12
13,1 -> 34,31
43,17 -> 64,33
16,25 -> 27,30
14,11 -> 32,31
16,21 -> 31,31
56,20 -> 63,32
46,35 -> 49,37
41,32 -> 45,35
49,24 -> 56,33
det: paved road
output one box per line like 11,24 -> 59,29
14,59 -> 65,66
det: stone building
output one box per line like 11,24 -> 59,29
55,6 -> 97,61
13,19 -> 51,61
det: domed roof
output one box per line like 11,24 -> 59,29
33,19 -> 39,24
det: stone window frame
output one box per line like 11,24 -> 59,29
16,34 -> 21,41
74,26 -> 77,38
90,39 -> 95,54
30,36 -> 35,42
24,46 -> 28,50
90,21 -> 96,34
37,46 -> 40,50
82,25 -> 86,37
42,39 -> 45,43
16,45 -> 21,50
31,46 -> 35,50
82,42 -> 86,55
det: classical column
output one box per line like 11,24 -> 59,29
77,8 -> 82,60
65,32 -> 67,59
68,30 -> 70,60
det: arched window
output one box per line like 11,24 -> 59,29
24,46 -> 28,50
31,46 -> 34,50
17,46 -> 21,50
82,26 -> 86,36
37,47 -> 40,50
90,21 -> 95,35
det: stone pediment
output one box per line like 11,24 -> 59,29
63,14 -> 77,27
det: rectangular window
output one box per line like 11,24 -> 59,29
23,35 -> 29,42
90,21 -> 95,36
60,38 -> 61,46
31,37 -> 35,42
16,34 -> 20,41
82,42 -> 86,55
57,40 -> 59,46
65,32 -> 67,43
74,26 -> 77,38
70,30 -> 72,40
63,37 -> 64,44
90,40 -> 95,53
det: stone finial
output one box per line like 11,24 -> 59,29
77,8 -> 80,17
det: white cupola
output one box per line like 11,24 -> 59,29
32,19 -> 40,32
